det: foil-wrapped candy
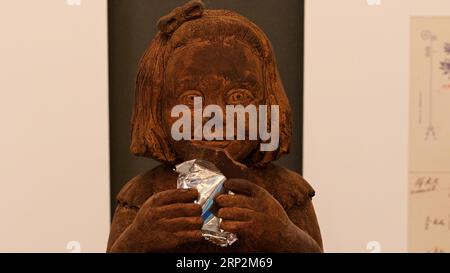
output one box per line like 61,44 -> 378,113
175,159 -> 238,247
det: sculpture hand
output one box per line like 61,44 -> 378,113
215,179 -> 321,253
110,189 -> 204,252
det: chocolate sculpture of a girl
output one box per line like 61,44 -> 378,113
107,0 -> 322,253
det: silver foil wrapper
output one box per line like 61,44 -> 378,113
175,159 -> 238,247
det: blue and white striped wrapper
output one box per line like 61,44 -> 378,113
175,159 -> 238,247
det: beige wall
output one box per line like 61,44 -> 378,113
304,0 -> 450,252
0,0 -> 109,252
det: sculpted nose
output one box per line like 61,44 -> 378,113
203,93 -> 225,108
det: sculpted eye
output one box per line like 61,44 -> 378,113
225,89 -> 255,105
179,90 -> 203,107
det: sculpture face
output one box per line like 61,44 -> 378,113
162,39 -> 265,162
130,1 -> 293,165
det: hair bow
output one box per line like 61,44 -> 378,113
157,0 -> 205,36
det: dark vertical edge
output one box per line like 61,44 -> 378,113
299,0 -> 304,174
107,0 -> 115,220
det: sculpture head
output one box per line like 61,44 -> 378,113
131,0 -> 292,166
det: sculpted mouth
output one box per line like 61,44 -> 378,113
191,140 -> 230,148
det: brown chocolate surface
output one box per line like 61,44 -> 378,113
107,0 -> 322,253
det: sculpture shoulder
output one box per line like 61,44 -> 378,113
116,164 -> 178,208
255,164 -> 316,210
115,163 -> 316,210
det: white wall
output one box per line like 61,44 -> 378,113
0,0 -> 110,252
304,0 -> 450,252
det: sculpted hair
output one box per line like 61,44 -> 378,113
130,0 -> 292,166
